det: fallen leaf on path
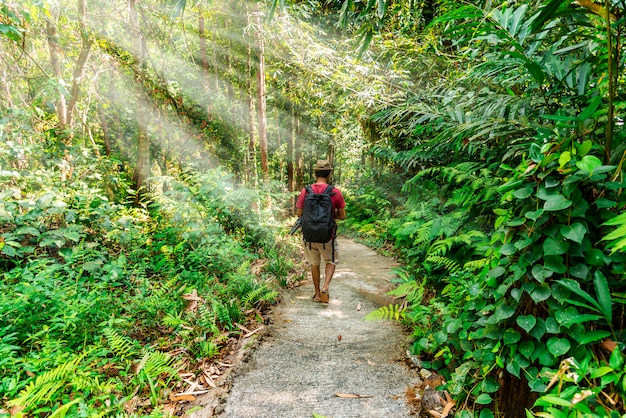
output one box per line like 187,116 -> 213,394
356,302 -> 361,311
335,393 -> 373,398
217,361 -> 234,367
337,334 -> 342,341
441,391 -> 455,416
202,369 -> 217,388
169,393 -> 196,402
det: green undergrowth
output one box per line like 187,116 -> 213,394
0,140 -> 301,416
354,144 -> 626,416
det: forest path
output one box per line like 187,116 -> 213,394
190,237 -> 420,417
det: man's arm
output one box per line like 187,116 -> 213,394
297,208 -> 303,217
335,207 -> 346,220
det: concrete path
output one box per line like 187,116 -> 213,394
217,237 -> 419,418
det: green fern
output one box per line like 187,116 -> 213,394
602,212 -> 626,254
242,285 -> 279,307
463,258 -> 490,271
196,303 -> 219,334
213,300 -> 236,329
412,220 -> 434,246
427,230 -> 485,256
364,304 -> 406,322
8,354 -> 84,408
242,286 -> 267,307
103,328 -> 139,360
136,350 -> 178,380
386,279 -> 426,304
425,255 -> 462,274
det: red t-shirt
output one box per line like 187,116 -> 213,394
296,184 -> 346,213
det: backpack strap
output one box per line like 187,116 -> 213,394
305,185 -> 314,195
323,185 -> 335,195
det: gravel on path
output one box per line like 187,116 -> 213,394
193,237 -> 420,418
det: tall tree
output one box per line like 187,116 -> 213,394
65,0 -> 92,134
129,0 -> 151,196
255,11 -> 269,185
45,7 -> 67,132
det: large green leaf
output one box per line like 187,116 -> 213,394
594,271 -> 612,324
543,194 -> 572,211
517,315 -> 537,333
543,237 -> 568,255
546,337 -> 570,356
576,155 -> 602,172
560,223 -> 586,244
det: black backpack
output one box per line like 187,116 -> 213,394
301,185 -> 336,243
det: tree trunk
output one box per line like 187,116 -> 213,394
246,14 -> 258,188
66,0 -> 92,133
255,12 -> 269,186
129,0 -> 150,198
46,13 -> 67,132
98,103 -> 112,156
287,98 -> 295,193
498,373 -> 538,417
198,3 -> 212,113
295,110 -> 304,191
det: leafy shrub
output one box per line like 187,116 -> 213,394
409,142 -> 626,416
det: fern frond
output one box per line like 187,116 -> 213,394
387,279 -> 427,304
150,276 -> 180,302
364,304 -> 406,322
463,258 -> 490,271
136,350 -> 179,380
103,328 -> 139,360
387,282 -> 419,298
242,286 -> 267,307
425,255 -> 462,274
410,221 -> 433,246
213,300 -> 234,329
8,355 -> 84,408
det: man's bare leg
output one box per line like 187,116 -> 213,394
322,263 -> 335,293
311,264 -> 321,301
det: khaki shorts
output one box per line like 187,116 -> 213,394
303,239 -> 339,266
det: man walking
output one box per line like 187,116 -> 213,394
296,160 -> 346,303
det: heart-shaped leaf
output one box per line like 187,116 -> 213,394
475,394 -> 493,405
529,318 -> 546,340
544,255 -> 567,274
544,194 -> 572,211
560,223 -> 587,244
530,285 -> 552,303
493,303 -> 516,322
525,209 -> 544,221
547,337 -> 571,356
576,155 -> 602,172
543,237 -> 568,255
513,186 -> 533,199
569,263 -> 589,279
517,315 -> 537,333
531,264 -> 553,283
504,329 -> 521,344
519,340 -> 535,359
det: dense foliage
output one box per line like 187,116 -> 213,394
3,0 -> 626,416
0,113 -> 301,416
336,0 -> 626,416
